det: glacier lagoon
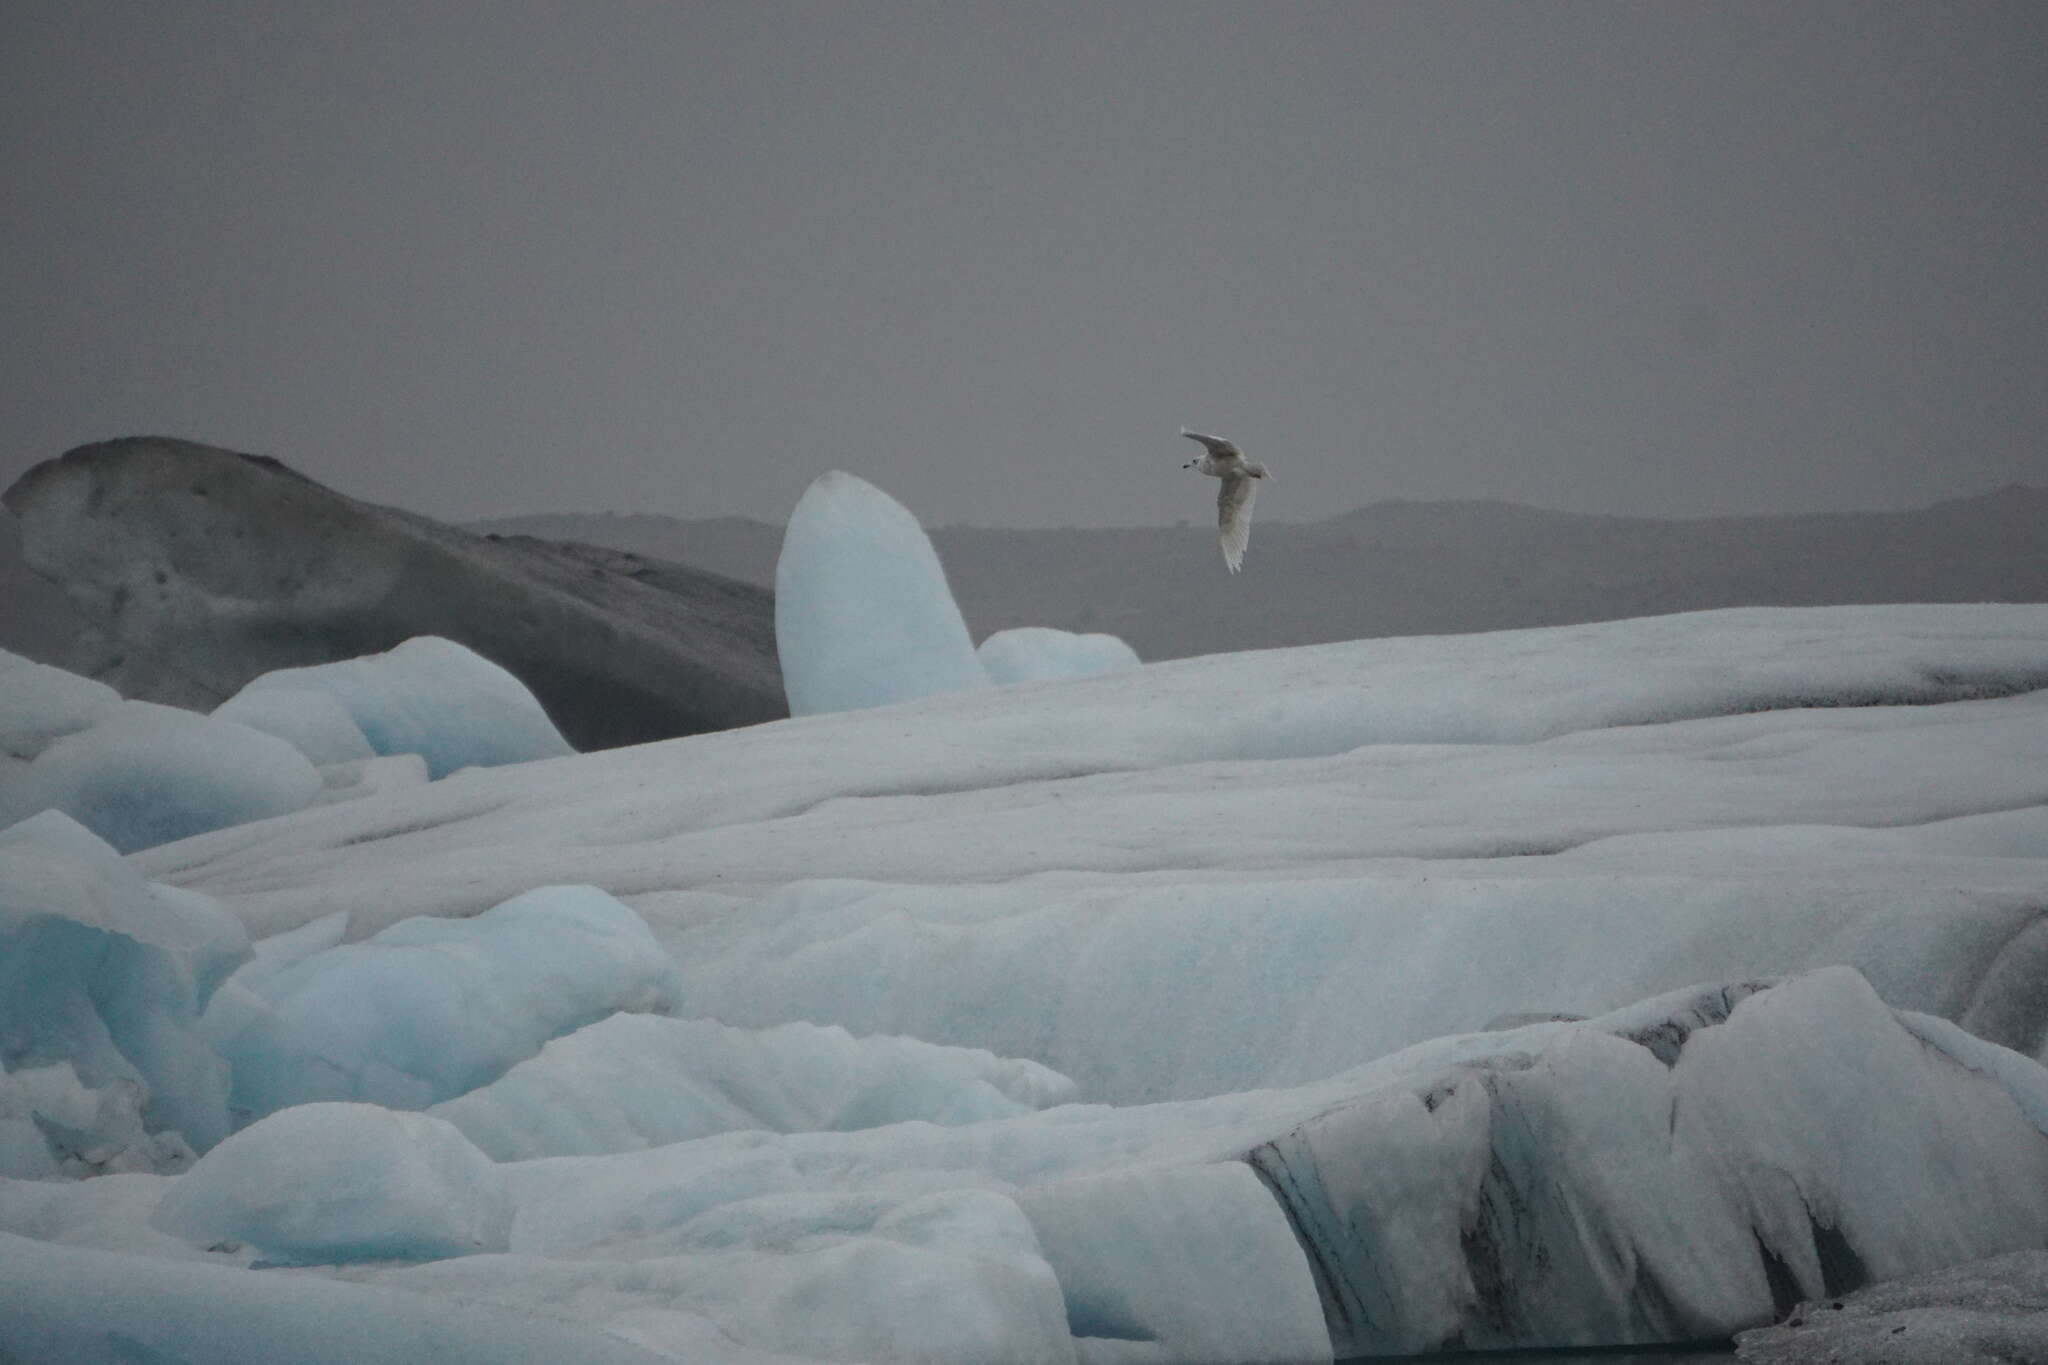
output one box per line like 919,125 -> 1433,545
5,471 -> 2048,1361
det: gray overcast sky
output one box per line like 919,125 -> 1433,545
4,2 -> 2045,529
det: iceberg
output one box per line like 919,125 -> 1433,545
211,885 -> 681,1121
774,471 -> 990,715
218,635 -> 573,778
978,627 -> 1141,685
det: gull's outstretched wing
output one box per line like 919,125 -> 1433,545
1181,429 -> 1241,458
1216,473 -> 1259,573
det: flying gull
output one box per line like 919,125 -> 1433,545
1180,429 -> 1272,573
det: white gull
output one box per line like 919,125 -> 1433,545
1180,429 -> 1273,573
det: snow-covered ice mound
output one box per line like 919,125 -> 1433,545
978,626 -> 1141,685
216,635 -> 573,777
774,471 -> 990,715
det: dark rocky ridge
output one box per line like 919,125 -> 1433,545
4,438 -> 786,749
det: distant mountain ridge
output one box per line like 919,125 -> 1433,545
477,485 -> 2048,661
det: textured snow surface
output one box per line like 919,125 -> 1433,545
219,635 -> 573,777
979,627 -> 1142,685
774,471 -> 991,715
4,603 -> 2048,1362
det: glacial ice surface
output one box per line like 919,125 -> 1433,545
4,603 -> 2048,1362
979,627 -> 1141,685
774,471 -> 990,715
